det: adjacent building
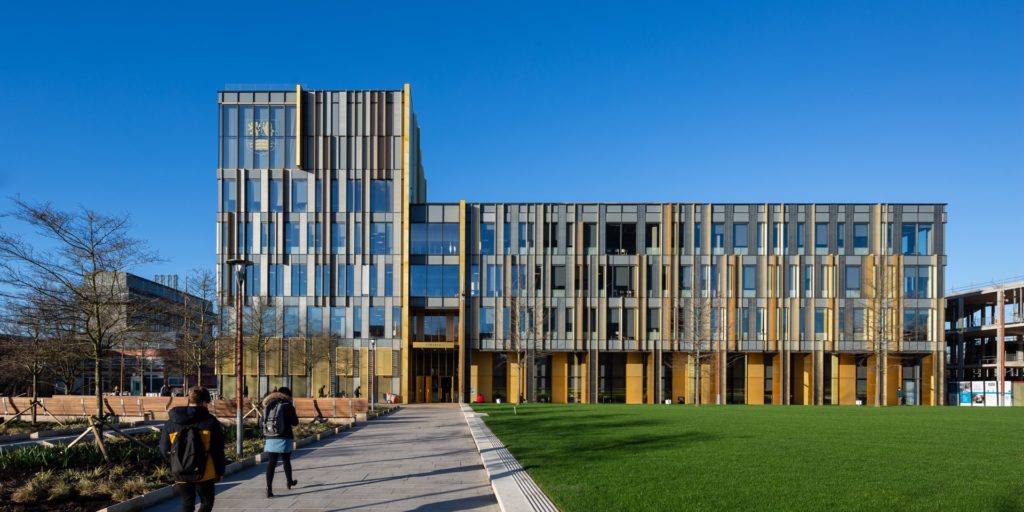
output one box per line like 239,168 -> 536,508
944,280 -> 1024,406
216,85 -> 947,405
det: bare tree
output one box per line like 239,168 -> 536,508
0,299 -> 64,423
508,293 -> 550,403
174,269 -> 217,390
294,327 -> 334,398
0,199 -> 158,435
867,254 -> 900,407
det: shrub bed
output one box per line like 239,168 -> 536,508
0,421 -> 337,511
0,418 -> 92,436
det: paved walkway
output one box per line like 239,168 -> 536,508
147,404 -> 499,512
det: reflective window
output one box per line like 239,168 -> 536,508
694,222 -> 702,252
346,179 -> 362,212
606,223 -> 637,255
796,222 -> 805,250
679,265 -> 692,291
291,178 -> 308,212
742,265 -> 756,291
487,264 -> 503,296
307,222 -> 321,252
845,265 -> 861,297
370,180 -> 392,212
480,307 -> 495,340
331,222 -> 346,253
385,264 -> 394,296
553,266 -> 566,291
370,223 -> 393,254
711,223 -> 724,249
331,179 -> 340,212
353,307 -> 362,338
480,223 -> 494,254
223,178 -> 236,211
519,222 -> 534,252
285,221 -> 300,254
369,307 -> 385,337
392,307 -> 401,337
470,264 -> 480,296
815,223 -> 828,249
307,306 -> 323,336
733,223 -> 748,249
917,224 -> 932,255
330,307 -> 346,337
268,264 -> 283,296
410,223 -> 459,255
221,106 -> 238,168
269,178 -> 283,212
353,222 -> 362,253
853,223 -> 869,251
837,222 -> 845,251
246,178 -> 260,211
290,263 -> 306,296
283,306 -> 299,337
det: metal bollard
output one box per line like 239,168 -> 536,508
332,399 -> 337,418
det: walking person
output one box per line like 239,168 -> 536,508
262,387 -> 299,498
159,387 -> 226,512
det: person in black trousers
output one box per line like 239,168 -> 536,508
262,387 -> 300,497
160,387 -> 226,512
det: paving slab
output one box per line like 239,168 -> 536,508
144,404 -> 499,512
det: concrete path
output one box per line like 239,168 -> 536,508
146,404 -> 499,512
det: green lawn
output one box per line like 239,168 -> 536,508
472,404 -> 1024,512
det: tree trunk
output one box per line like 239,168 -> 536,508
31,372 -> 38,424
94,354 -> 104,435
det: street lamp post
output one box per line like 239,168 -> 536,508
369,338 -> 376,413
226,258 -> 252,457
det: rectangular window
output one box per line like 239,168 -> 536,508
853,308 -> 865,340
566,222 -> 575,250
331,178 -> 340,212
245,263 -> 260,296
307,306 -> 323,336
804,264 -> 813,295
410,265 -> 426,297
392,307 -> 401,337
330,307 -> 346,337
470,264 -> 480,297
679,265 -> 692,291
853,223 -> 869,252
901,223 -> 916,255
837,222 -> 845,251
487,264 -> 503,297
711,223 -> 724,250
369,307 -> 385,337
370,179 -> 392,212
346,179 -> 362,212
285,221 -> 299,254
291,178 -> 307,212
269,178 -> 283,212
815,307 -> 826,339
337,264 -> 354,296
645,223 -> 660,253
222,105 -> 238,168
352,307 -> 362,338
733,223 -> 748,249
307,222 -> 321,252
796,222 -> 805,250
246,178 -> 260,211
694,222 -> 702,252
480,308 -> 494,340
845,265 -> 861,297
917,223 -> 932,255
353,222 -> 362,253
290,263 -> 306,296
917,266 -> 930,298
757,222 -> 765,254
267,264 -> 282,296
742,265 -> 756,292
283,306 -> 299,337
368,264 -> 378,297
815,222 -> 828,249
331,222 -> 346,253
223,178 -> 237,211
385,264 -> 394,296
518,222 -> 534,253
480,223 -> 494,254
553,266 -> 566,291
370,223 -> 393,254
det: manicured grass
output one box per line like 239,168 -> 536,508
472,404 -> 1024,512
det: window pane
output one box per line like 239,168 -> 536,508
223,178 -> 236,211
480,223 -> 494,254
815,223 -> 828,249
733,223 -> 748,248
901,223 -> 916,255
246,178 -> 260,211
291,179 -> 308,212
917,223 -> 932,255
854,223 -> 868,249
370,180 -> 392,212
269,178 -> 283,212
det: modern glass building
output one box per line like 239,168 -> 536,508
216,85 -> 947,406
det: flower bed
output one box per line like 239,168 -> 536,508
0,418 -> 92,436
0,421 -> 338,511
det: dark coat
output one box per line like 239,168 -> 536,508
159,406 -> 227,479
261,391 -> 299,440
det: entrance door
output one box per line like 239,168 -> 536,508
411,348 -> 459,403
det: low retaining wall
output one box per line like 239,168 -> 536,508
0,395 -> 374,421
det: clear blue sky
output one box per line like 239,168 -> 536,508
0,1 -> 1021,290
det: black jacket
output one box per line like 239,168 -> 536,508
160,406 -> 227,478
261,391 -> 299,439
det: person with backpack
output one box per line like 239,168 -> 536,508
159,387 -> 226,512
262,386 -> 299,498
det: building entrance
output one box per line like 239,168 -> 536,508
412,348 -> 459,403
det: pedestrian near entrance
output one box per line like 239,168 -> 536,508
159,387 -> 226,512
262,387 -> 299,498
